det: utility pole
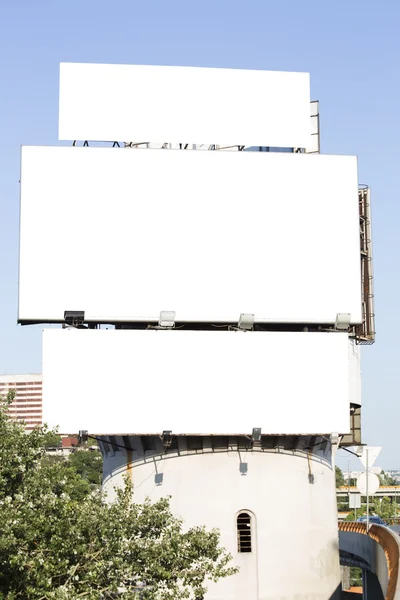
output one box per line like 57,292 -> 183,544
348,459 -> 350,506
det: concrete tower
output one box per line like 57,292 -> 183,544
19,63 -> 373,599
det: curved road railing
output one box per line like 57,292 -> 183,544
339,521 -> 400,599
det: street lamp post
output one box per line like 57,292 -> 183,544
348,459 -> 350,513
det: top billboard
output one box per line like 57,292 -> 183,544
19,146 -> 361,325
58,63 -> 311,148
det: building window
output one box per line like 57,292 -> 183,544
237,512 -> 252,553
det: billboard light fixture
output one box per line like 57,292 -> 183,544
64,310 -> 85,326
78,429 -> 88,444
161,430 -> 173,448
335,313 -> 351,331
238,313 -> 255,331
159,311 -> 176,329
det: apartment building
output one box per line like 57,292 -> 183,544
0,374 -> 42,431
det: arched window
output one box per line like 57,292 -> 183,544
237,512 -> 252,553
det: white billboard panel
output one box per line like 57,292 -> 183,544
19,146 -> 361,324
42,329 -> 352,435
58,62 -> 311,148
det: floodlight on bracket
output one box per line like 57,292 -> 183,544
78,430 -> 128,452
161,430 -> 173,448
158,311 -> 176,329
330,432 -> 340,446
64,310 -> 85,327
238,313 -> 255,331
78,430 -> 89,444
338,444 -> 364,458
244,427 -> 262,446
354,446 -> 364,458
335,313 -> 351,331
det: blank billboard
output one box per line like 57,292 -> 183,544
42,329 -> 351,435
19,146 -> 361,325
58,62 -> 311,148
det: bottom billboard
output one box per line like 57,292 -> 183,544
42,329 -> 353,435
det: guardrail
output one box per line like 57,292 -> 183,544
339,521 -> 400,599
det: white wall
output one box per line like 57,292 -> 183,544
58,63 -> 311,148
20,146 -> 361,324
102,445 -> 342,600
42,328 -> 352,435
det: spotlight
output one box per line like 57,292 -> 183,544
162,430 -> 172,448
78,430 -> 88,444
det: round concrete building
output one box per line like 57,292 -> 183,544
100,433 -> 342,599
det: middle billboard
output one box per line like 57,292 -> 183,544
42,329 -> 353,435
19,146 -> 361,324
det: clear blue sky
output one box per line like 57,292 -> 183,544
0,1 -> 399,468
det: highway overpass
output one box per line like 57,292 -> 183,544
338,486 -> 400,499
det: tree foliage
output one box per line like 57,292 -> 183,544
0,391 -> 237,599
379,471 -> 397,487
375,496 -> 395,520
350,567 -> 362,587
345,497 -> 400,522
335,466 -> 345,488
68,445 -> 103,486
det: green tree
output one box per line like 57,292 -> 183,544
68,445 -> 103,486
0,391 -> 237,599
346,497 -> 399,523
345,510 -> 356,521
379,471 -> 397,486
350,567 -> 362,587
375,497 -> 394,521
335,466 -> 345,488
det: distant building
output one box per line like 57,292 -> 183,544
0,374 -> 42,431
0,374 -> 78,451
